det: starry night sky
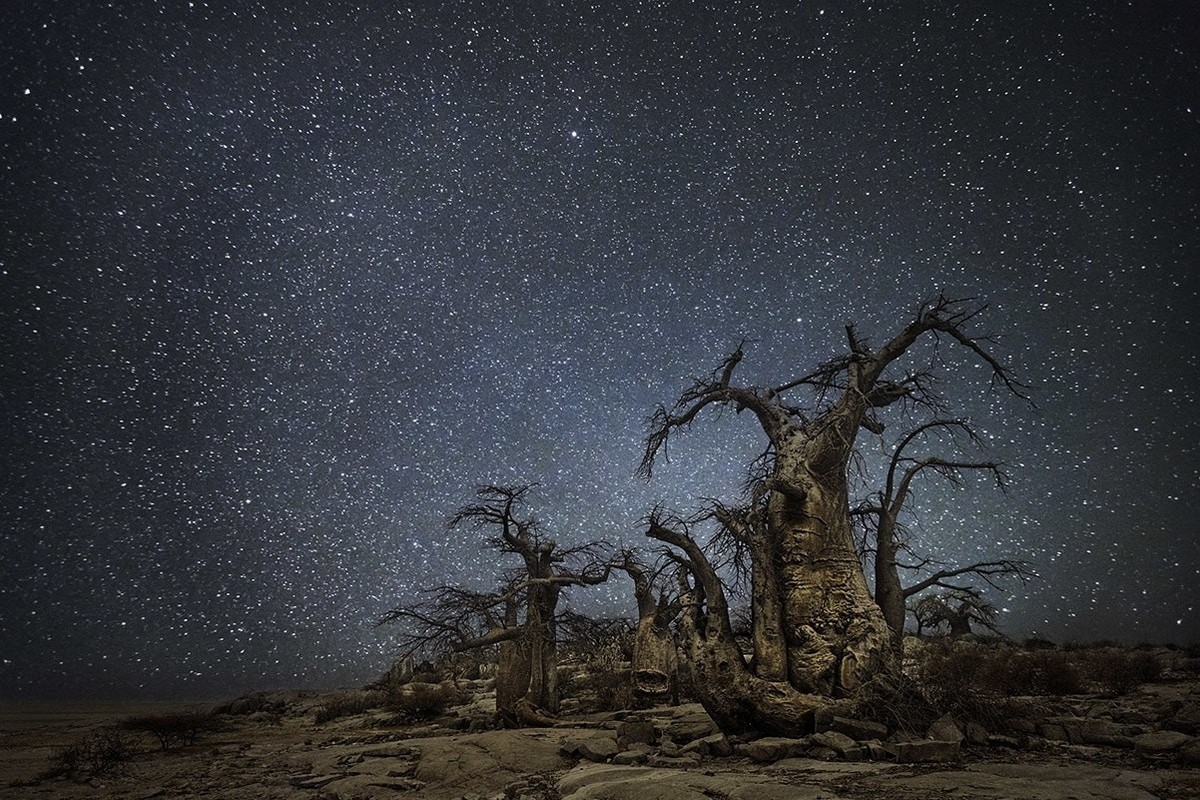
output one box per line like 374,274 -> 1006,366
2,1 -> 1197,700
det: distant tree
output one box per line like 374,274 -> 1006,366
380,485 -> 614,726
911,587 -> 1002,637
855,419 -> 1030,650
640,295 -> 1028,735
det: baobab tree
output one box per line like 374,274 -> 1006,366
380,485 -> 613,726
911,587 -> 1003,638
619,551 -> 681,706
640,295 -> 1027,735
857,419 -> 1030,650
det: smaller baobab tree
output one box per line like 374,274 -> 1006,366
618,551 -> 681,707
911,587 -> 1003,638
379,485 -> 614,726
856,420 -> 1031,650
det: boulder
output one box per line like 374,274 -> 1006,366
736,737 -> 806,763
1132,730 -> 1194,756
829,716 -> 888,741
616,719 -> 657,749
680,733 -> 733,758
887,738 -> 960,763
810,730 -> 859,756
612,749 -> 648,765
927,714 -> 964,744
578,737 -> 620,763
965,721 -> 990,745
662,714 -> 719,744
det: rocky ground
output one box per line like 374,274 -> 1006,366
2,672 -> 1198,800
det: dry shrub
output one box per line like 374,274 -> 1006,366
849,671 -> 943,735
313,690 -> 385,724
1177,657 -> 1200,675
572,668 -> 636,713
1079,648 -> 1162,695
121,710 -> 223,751
40,728 -> 137,780
912,641 -> 1014,727
856,639 -> 1088,734
382,682 -> 460,721
997,650 -> 1087,696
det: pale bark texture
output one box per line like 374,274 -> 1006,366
620,554 -> 680,706
640,296 -> 1026,733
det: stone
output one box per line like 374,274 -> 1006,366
829,716 -> 888,741
887,738 -> 960,763
927,714 -> 964,744
1085,734 -> 1135,749
1178,740 -> 1200,765
865,741 -> 891,761
616,719 -> 657,749
736,737 -> 806,763
1166,702 -> 1200,735
612,749 -> 648,765
663,716 -> 720,744
987,735 -> 1023,748
578,736 -> 620,763
1132,730 -> 1193,755
965,721 -> 990,745
810,730 -> 859,755
680,733 -> 733,758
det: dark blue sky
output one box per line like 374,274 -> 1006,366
2,1 -> 1197,699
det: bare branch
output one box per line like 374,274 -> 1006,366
902,559 -> 1032,599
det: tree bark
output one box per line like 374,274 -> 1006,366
622,558 -> 680,705
874,510 -> 907,651
769,437 -> 895,695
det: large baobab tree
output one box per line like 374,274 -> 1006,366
640,295 -> 1027,735
380,485 -> 613,726
858,419 -> 1030,649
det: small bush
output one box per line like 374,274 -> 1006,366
1081,649 -> 1162,695
997,650 -> 1087,695
1022,637 -> 1057,651
382,682 -> 460,721
314,691 -> 384,724
572,669 -> 636,713
121,711 -> 223,751
41,728 -> 136,780
1177,657 -> 1200,675
911,641 -> 1012,728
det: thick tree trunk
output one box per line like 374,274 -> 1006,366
495,633 -> 532,727
632,612 -> 678,707
678,598 -> 823,736
770,440 -> 895,696
948,612 -> 973,637
525,584 -> 560,715
874,512 -> 907,651
747,516 -> 788,682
